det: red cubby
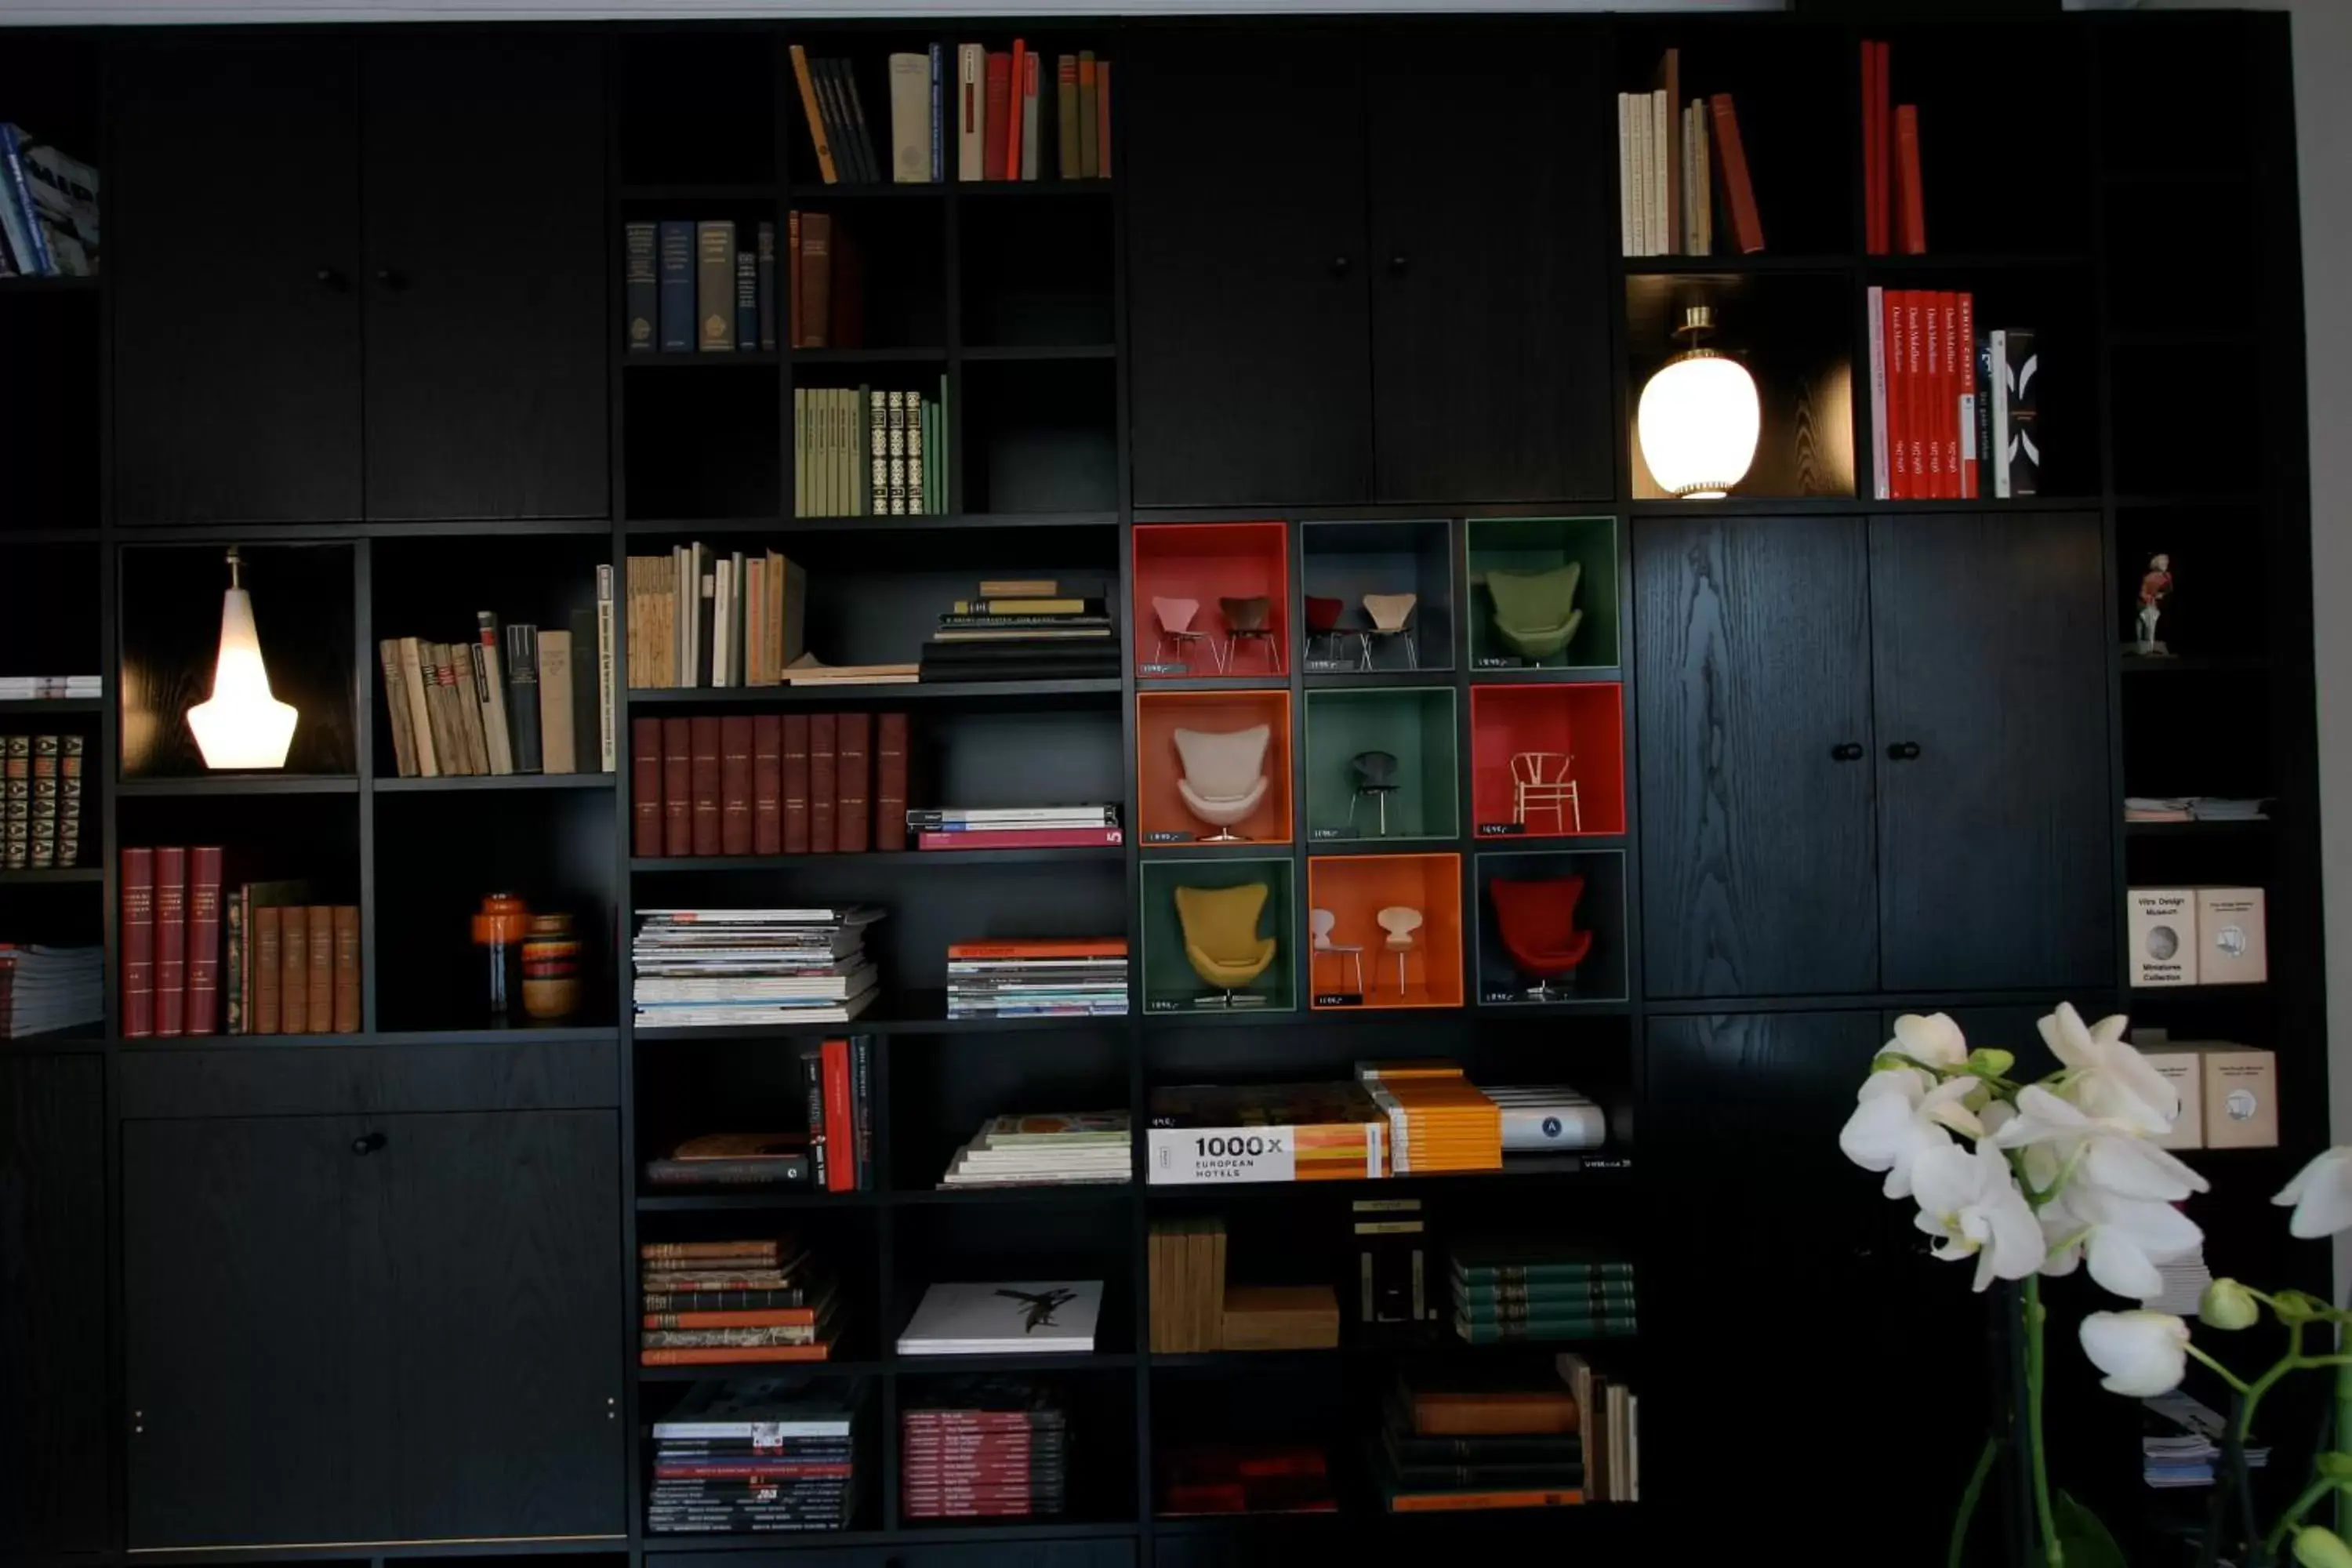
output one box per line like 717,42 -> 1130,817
1135,688 -> 1294,848
1305,854 -> 1465,1010
1468,683 -> 1627,840
1131,521 -> 1290,680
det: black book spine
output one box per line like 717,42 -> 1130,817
839,60 -> 883,187
757,220 -> 777,350
734,249 -> 759,353
852,1034 -> 873,1191
504,623 -> 543,775
624,220 -> 658,351
798,1042 -> 829,1188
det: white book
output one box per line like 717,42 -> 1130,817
956,44 -> 987,181
1867,285 -> 1889,499
896,1279 -> 1102,1355
713,557 -> 732,687
1498,1100 -> 1607,1152
1990,329 -> 2012,499
1617,94 -> 1635,256
594,562 -> 616,771
1651,90 -> 1668,258
1630,101 -> 1650,256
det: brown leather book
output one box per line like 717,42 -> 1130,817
121,846 -> 155,1038
808,713 -> 837,850
1708,93 -> 1766,254
186,845 -> 224,1036
690,715 -> 723,857
154,845 -> 187,1037
753,715 -> 783,855
1408,1388 -> 1579,1438
798,211 -> 832,350
834,712 -> 869,853
252,905 -> 281,1036
873,713 -> 909,850
720,715 -> 754,856
332,906 -> 361,1034
782,713 -> 811,854
631,717 -> 663,857
662,717 -> 692,857
641,1240 -> 782,1263
280,906 -> 309,1035
307,904 -> 334,1034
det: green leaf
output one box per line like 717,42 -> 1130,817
2054,1490 -> 2128,1568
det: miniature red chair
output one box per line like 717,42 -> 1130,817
1303,594 -> 1351,664
1489,876 -> 1592,1000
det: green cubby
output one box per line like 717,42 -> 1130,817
1138,857 -> 1296,1015
1301,687 -> 1459,846
1465,516 -> 1621,672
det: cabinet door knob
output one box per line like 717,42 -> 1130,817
1388,254 -> 1408,274
1887,741 -> 1922,761
1329,255 -> 1351,277
375,267 -> 408,291
1830,742 -> 1864,762
352,1131 -> 387,1155
314,267 -> 348,291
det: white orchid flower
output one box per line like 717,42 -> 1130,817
2038,1185 -> 2203,1300
1989,1085 -> 2210,1203
2039,1003 -> 2177,1134
2274,1148 -> 2352,1239
1887,1011 -> 1969,1070
1842,1073 -> 1982,1198
2079,1310 -> 2190,1396
1912,1138 -> 2044,1290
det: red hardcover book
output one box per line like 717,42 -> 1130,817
834,711 -> 870,854
753,714 -> 783,855
690,715 -> 723,857
1095,60 -> 1112,177
1864,42 -> 1886,255
632,717 -> 663,857
873,713 -> 909,851
809,713 -> 838,851
984,51 -> 1013,180
1958,290 -> 1979,499
720,714 -> 754,856
1922,293 -> 1945,497
121,846 -> 155,1038
1885,289 -> 1907,499
1903,292 -> 1926,493
918,826 -> 1122,850
1895,103 -> 1926,254
1002,40 -> 1026,181
154,845 -> 187,1037
662,717 -> 692,857
821,1037 -> 855,1193
186,845 -> 224,1036
782,713 -> 811,855
1708,94 -> 1765,254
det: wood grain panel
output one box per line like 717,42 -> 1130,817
120,1040 -> 620,1120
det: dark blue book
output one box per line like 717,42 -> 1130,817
757,221 -> 776,350
929,45 -> 945,183
656,220 -> 694,353
734,248 -> 758,352
624,221 -> 658,352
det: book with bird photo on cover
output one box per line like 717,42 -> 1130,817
896,1280 -> 1103,1355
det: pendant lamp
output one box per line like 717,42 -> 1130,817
187,546 -> 298,770
1636,304 -> 1761,499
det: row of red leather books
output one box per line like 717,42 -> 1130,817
120,846 -> 358,1037
630,712 -> 909,858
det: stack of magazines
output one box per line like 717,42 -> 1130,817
647,1376 -> 862,1534
939,1112 -> 1132,1189
0,944 -> 102,1039
946,937 -> 1128,1019
633,906 -> 884,1028
911,803 -> 1121,850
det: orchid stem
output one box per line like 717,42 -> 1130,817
1950,1433 -> 1998,1568
2025,1276 -> 2063,1567
2187,1343 -> 2255,1394
2264,1476 -> 2337,1559
2337,1351 -> 2352,1537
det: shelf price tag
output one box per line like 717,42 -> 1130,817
1149,1125 -> 1298,1184
1475,822 -> 1526,837
1144,829 -> 1195,844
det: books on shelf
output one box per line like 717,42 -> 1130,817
1868,289 -> 2035,500
624,546 -> 809,689
1862,41 -> 1927,256
0,123 -> 98,278
794,382 -> 943,519
914,804 -> 1122,851
645,1131 -> 813,1189
807,41 -> 1109,184
0,944 -> 100,1039
1617,66 -> 1759,256
122,849 -> 354,1040
940,1111 -> 1131,1189
946,936 -> 1129,1019
2126,796 -> 2271,824
902,1379 -> 1069,1521
2,731 -> 83,870
1373,1364 -> 1598,1511
647,1375 -> 863,1535
897,1279 -> 1102,1356
1450,1238 -> 1638,1345
920,578 -> 1118,683
624,218 -> 775,354
629,710 -> 908,858
785,209 -> 866,349
1157,1443 -> 1337,1517
1357,1062 -> 1501,1175
377,608 -> 615,778
631,906 -> 885,1028
639,1236 -> 844,1367
792,1035 -> 876,1191
0,675 -> 100,700
1147,1082 -> 1388,1185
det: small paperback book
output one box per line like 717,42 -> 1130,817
897,1279 -> 1102,1355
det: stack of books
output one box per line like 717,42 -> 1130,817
123,849 -> 361,1040
1450,1240 -> 1638,1345
901,1379 -> 1070,1521
647,1377 -> 861,1535
0,125 -> 98,278
912,804 -> 1121,851
1487,1083 -> 1610,1156
1357,1062 -> 1502,1175
897,1280 -> 1103,1357
377,607 -> 617,777
946,937 -> 1129,1019
620,218 -> 777,354
640,1238 -> 840,1367
1867,289 -> 2038,500
2142,1390 -> 2270,1490
1157,1445 -> 1335,1516
645,1133 -> 813,1191
939,1112 -> 1131,1189
0,675 -> 99,700
795,1036 -> 875,1192
1617,54 -> 1761,256
1373,1367 -> 1586,1513
0,944 -> 101,1040
631,906 -> 884,1029
1145,1083 -> 1388,1185
623,545 -> 808,690
794,382 -> 944,518
797,42 -> 1111,187
919,580 -> 1119,684
2,732 -> 84,869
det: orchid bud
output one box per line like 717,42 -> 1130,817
2277,1290 -> 2326,1324
1870,1052 -> 1909,1074
1968,1047 -> 2015,1076
2294,1526 -> 2352,1568
2198,1279 -> 2261,1331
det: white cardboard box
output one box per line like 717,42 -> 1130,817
2129,888 -> 2198,987
2195,887 -> 2269,985
2201,1047 -> 2279,1149
2140,1049 -> 2205,1149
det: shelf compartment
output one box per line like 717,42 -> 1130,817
961,190 -> 1115,349
1305,853 -> 1464,1011
0,283 -> 98,535
1133,521 -> 1291,681
1139,857 -> 1297,1017
1471,848 -> 1630,1007
615,34 -> 775,188
788,196 -> 949,351
623,368 -> 782,523
887,1027 -> 1132,1192
1467,683 -> 1628,840
1298,519 -> 1454,675
2117,506 -> 2269,665
1464,517 -> 1619,673
1137,689 -> 1294,848
1301,688 -> 1458,848
961,357 -> 1120,516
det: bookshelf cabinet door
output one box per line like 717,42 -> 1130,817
1868,511 -> 2114,991
0,1056 -> 106,1559
1363,28 -> 1613,504
1125,31 -> 1374,507
1634,514 -> 1879,997
360,35 -> 610,521
111,37 -> 365,525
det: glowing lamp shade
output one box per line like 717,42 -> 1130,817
1636,307 -> 1761,500
186,549 -> 298,771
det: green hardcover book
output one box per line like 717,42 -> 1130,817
1455,1279 -> 1640,1310
939,372 -> 950,513
1452,1315 -> 1639,1345
1457,1298 -> 1640,1326
793,387 -> 806,518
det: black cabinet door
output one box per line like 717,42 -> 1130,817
1869,511 -> 2114,991
361,35 -> 609,521
1635,515 -> 1879,997
124,1115 -> 387,1549
1363,31 -> 1613,503
376,1110 -> 625,1541
112,38 -> 363,525
1126,33 -> 1373,507
0,1057 -> 106,1558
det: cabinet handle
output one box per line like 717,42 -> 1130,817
314,267 -> 348,291
1830,742 -> 1865,762
375,267 -> 409,292
1887,741 -> 1922,761
1388,254 -> 1408,274
1329,256 -> 1352,277
351,1131 -> 387,1155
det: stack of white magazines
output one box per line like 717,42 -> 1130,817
1487,1084 -> 1609,1152
938,1112 -> 1131,1189
631,906 -> 884,1028
897,1280 -> 1103,1356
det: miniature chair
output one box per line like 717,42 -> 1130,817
1219,596 -> 1282,676
1511,751 -> 1582,833
1173,724 -> 1272,841
1359,593 -> 1419,670
1152,596 -> 1221,673
1348,750 -> 1401,837
1308,907 -> 1366,996
1489,875 -> 1593,1000
1303,594 -> 1352,665
1486,564 -> 1584,665
1176,883 -> 1278,1006
1376,906 -> 1423,997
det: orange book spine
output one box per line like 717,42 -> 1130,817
1388,1489 -> 1584,1513
332,906 -> 361,1034
946,938 -> 1127,959
279,906 -> 309,1036
789,45 -> 840,185
641,1241 -> 782,1262
642,1309 -> 819,1330
640,1344 -> 833,1366
307,902 -> 334,1034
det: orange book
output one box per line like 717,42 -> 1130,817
948,937 -> 1127,959
1388,1489 -> 1583,1513
1410,1390 -> 1577,1437
640,1343 -> 833,1367
789,45 -> 839,185
1002,39 -> 1026,181
643,1309 -> 820,1330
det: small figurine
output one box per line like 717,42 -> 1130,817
2136,552 -> 2173,656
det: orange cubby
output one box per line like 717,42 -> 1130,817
1305,854 -> 1465,1010
1468,683 -> 1627,840
1131,521 -> 1290,680
1136,688 -> 1294,847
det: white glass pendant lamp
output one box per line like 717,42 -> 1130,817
1636,304 -> 1761,499
187,546 -> 298,770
